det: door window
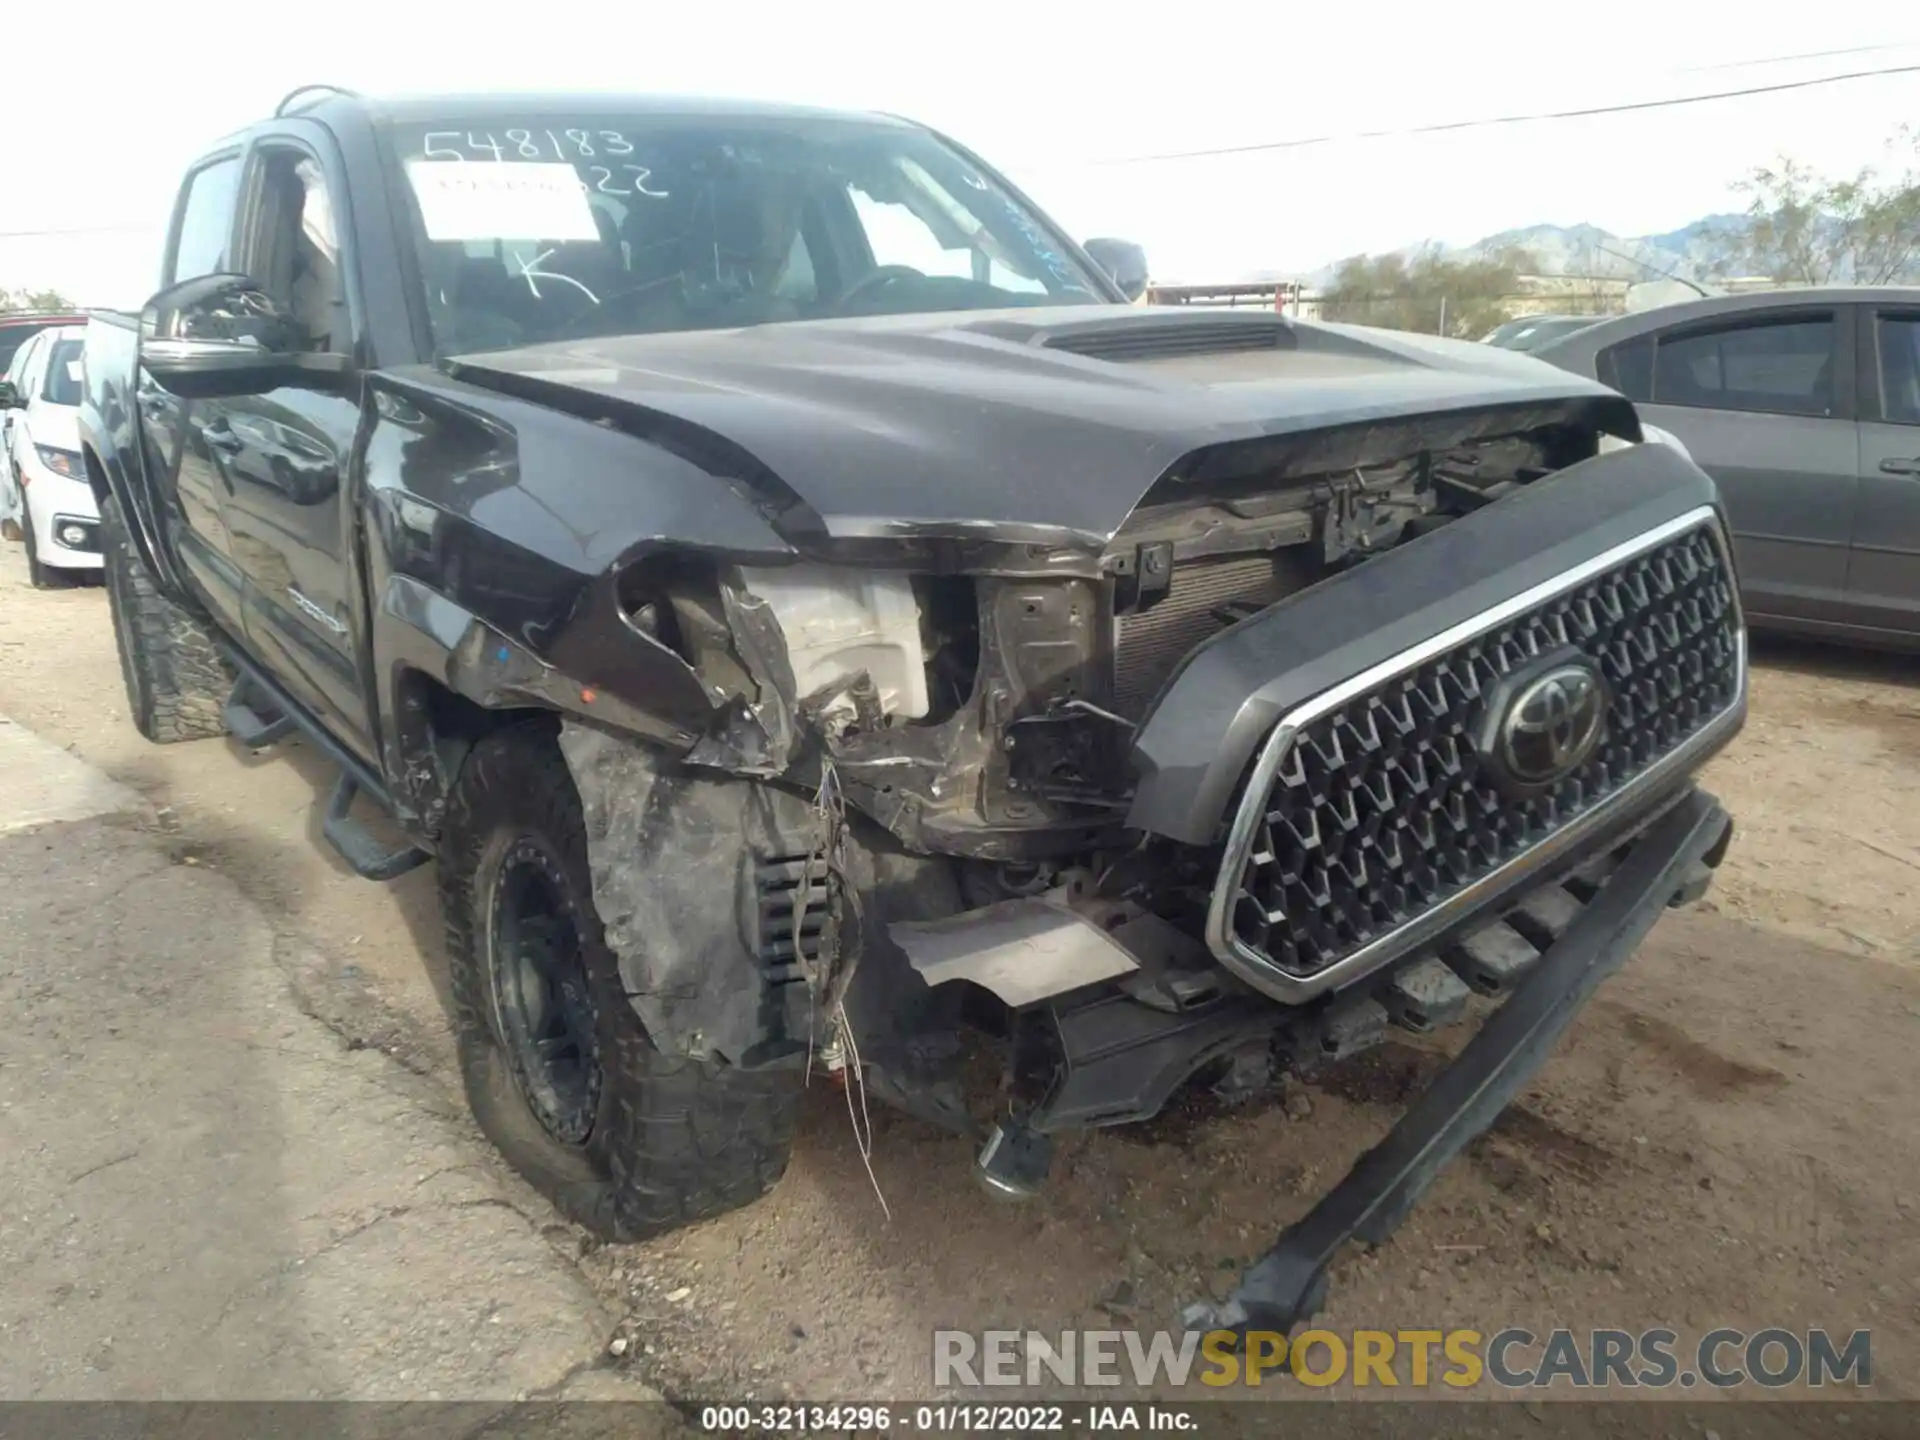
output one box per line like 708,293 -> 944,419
239,148 -> 347,354
169,156 -> 243,284
1649,315 -> 1836,417
8,333 -> 46,392
1875,315 -> 1920,425
848,186 -> 1047,294
1596,335 -> 1653,402
0,322 -> 57,377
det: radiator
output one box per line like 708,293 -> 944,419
1112,554 -> 1302,718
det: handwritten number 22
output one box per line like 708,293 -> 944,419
588,165 -> 668,198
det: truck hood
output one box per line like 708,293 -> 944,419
448,305 -> 1629,547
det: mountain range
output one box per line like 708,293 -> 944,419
1281,213 -> 1755,288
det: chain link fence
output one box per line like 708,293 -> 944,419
1145,282 -> 1631,339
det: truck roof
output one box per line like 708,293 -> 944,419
270,86 -> 915,132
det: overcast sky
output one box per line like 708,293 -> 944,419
3,1 -> 1915,305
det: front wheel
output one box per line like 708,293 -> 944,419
21,503 -> 69,589
439,722 -> 799,1240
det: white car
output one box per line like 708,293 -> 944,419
1,324 -> 100,587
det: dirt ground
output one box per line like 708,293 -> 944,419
1,548 -> 1916,1408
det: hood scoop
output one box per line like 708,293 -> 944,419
1040,315 -> 1291,364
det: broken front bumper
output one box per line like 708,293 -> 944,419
1185,786 -> 1734,1334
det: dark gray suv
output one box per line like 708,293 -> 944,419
1536,287 -> 1920,649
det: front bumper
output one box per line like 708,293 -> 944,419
1186,785 -> 1734,1334
23,464 -> 102,567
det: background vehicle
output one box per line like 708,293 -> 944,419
0,342 -> 32,538
1537,287 -> 1920,648
80,85 -> 1743,1333
0,311 -> 86,375
1481,313 -> 1604,352
0,323 -> 100,586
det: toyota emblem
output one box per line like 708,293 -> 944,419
1494,661 -> 1608,787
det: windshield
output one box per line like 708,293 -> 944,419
42,339 -> 83,406
1485,316 -> 1599,352
387,114 -> 1105,354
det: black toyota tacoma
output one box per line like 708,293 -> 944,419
80,85 -> 1744,1331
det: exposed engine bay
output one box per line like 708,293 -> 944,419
617,403 -> 1606,864
555,402 -> 1713,1114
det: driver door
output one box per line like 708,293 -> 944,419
213,132 -> 374,758
140,150 -> 250,635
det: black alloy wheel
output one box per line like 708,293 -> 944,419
487,837 -> 605,1146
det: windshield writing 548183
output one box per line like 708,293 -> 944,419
419,130 -> 669,197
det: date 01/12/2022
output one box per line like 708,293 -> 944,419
698,1403 -> 1200,1433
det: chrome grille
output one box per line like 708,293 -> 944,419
1210,515 -> 1743,993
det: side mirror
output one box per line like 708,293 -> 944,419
140,273 -> 347,398
1083,238 -> 1149,302
0,379 -> 20,410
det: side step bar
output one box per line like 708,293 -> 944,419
323,774 -> 429,882
1183,788 -> 1734,1336
224,677 -> 296,749
217,646 -> 431,883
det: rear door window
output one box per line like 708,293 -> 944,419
1874,313 -> 1920,425
1649,315 -> 1837,417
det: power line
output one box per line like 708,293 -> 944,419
6,52 -> 1917,238
0,224 -> 151,240
1092,61 -> 1920,166
1680,40 -> 1920,72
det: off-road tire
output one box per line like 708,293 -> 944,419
440,722 -> 799,1241
100,494 -> 231,742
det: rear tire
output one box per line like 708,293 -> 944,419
100,494 -> 231,743
439,722 -> 799,1241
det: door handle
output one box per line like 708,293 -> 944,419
1879,457 -> 1920,477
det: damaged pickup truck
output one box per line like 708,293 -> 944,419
80,86 -> 1745,1331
